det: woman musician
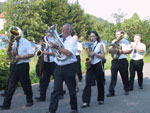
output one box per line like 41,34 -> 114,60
81,31 -> 105,108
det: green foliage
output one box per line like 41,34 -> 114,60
67,1 -> 87,37
0,50 -> 10,89
0,2 -> 3,13
3,0 -> 48,42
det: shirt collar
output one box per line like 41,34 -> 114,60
94,41 -> 98,46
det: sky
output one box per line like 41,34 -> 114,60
68,0 -> 150,23
1,0 -> 150,23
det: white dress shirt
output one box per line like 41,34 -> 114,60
12,37 -> 34,64
76,41 -> 83,56
54,35 -> 77,66
91,41 -> 103,64
44,37 -> 55,62
130,42 -> 146,60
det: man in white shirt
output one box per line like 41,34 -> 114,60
46,23 -> 78,113
129,34 -> 146,90
107,30 -> 132,97
0,27 -> 34,110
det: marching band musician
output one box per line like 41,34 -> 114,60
129,34 -> 146,91
46,23 -> 78,113
106,30 -> 132,97
81,31 -> 105,108
0,27 -> 34,110
34,33 -> 55,101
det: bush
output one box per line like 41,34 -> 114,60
0,49 -> 10,90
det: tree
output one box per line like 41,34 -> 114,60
0,2 -> 3,13
44,0 -> 69,33
67,1 -> 87,38
3,0 -> 48,42
112,8 -> 127,24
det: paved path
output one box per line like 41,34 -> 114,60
0,63 -> 150,113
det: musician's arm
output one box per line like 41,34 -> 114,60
94,44 -> 105,59
109,46 -> 115,53
120,50 -> 132,54
49,42 -> 72,57
57,47 -> 72,56
43,51 -> 55,56
134,47 -> 145,53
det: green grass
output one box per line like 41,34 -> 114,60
29,57 -> 39,84
144,55 -> 150,63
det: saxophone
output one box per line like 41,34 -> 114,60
36,42 -> 45,78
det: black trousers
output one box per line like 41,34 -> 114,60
39,62 -> 55,99
109,59 -> 129,93
82,61 -> 104,104
76,55 -> 83,81
102,59 -> 106,83
3,63 -> 33,107
129,59 -> 144,89
49,62 -> 77,113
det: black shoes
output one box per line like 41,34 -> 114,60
0,105 -> 10,110
129,88 -> 133,91
106,93 -> 115,97
0,93 -> 6,97
139,86 -> 143,89
81,103 -> 89,108
59,95 -> 64,99
98,101 -> 104,105
34,97 -> 45,101
70,110 -> 78,113
124,91 -> 129,95
26,102 -> 33,107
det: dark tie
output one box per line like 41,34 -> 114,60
63,38 -> 66,43
13,40 -> 19,63
133,43 -> 137,57
133,49 -> 137,57
16,40 -> 19,55
46,46 -> 50,62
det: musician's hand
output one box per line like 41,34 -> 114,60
109,47 -> 115,53
49,42 -> 59,49
15,55 -> 23,60
119,50 -> 124,54
89,52 -> 95,57
6,49 -> 11,55
43,51 -> 49,55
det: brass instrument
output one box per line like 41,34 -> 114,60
7,26 -> 23,64
37,42 -> 45,78
44,24 -> 68,61
82,42 -> 94,70
109,31 -> 127,59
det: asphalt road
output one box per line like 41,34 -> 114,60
0,63 -> 150,113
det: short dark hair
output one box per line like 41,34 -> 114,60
90,30 -> 101,42
40,36 -> 44,41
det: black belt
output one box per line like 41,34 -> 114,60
57,62 -> 76,68
131,59 -> 143,62
113,58 -> 126,61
